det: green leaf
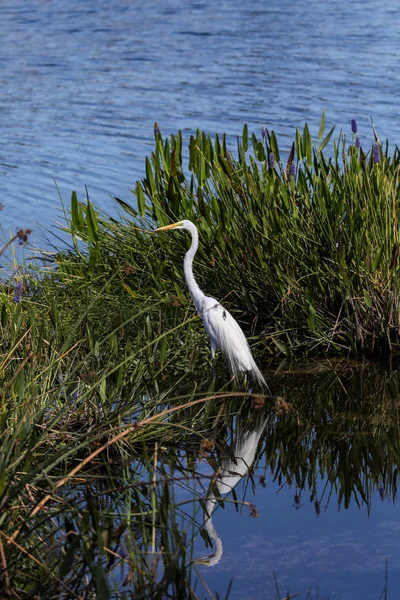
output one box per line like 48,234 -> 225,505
318,125 -> 335,152
173,282 -> 186,304
255,141 -> 266,162
1,303 -> 6,328
363,289 -> 372,308
145,157 -> 157,196
303,122 -> 312,166
153,201 -> 167,226
176,129 -> 182,165
71,191 -> 80,230
295,128 -> 302,161
318,111 -> 326,140
271,336 -> 287,355
196,127 -> 202,147
242,124 -> 249,153
59,536 -> 80,577
99,377 -> 107,401
251,132 -> 259,155
163,137 -> 171,173
114,196 -> 137,217
92,563 -> 110,600
372,244 -> 384,270
156,138 -> 170,176
198,154 -> 205,186
0,468 -> 5,495
86,200 -> 99,243
136,181 -> 146,217
50,296 -> 58,329
307,304 -> 316,332
189,135 -> 197,172
270,131 -> 280,162
214,133 -> 221,158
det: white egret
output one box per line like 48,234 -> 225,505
155,220 -> 266,387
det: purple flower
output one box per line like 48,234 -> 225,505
351,119 -> 357,134
268,152 -> 275,168
373,143 -> 380,164
154,122 -> 160,136
355,135 -> 361,149
289,162 -> 296,177
13,281 -> 22,303
261,124 -> 268,139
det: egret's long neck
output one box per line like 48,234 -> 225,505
198,495 -> 223,567
183,225 -> 205,310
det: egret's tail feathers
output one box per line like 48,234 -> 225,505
244,355 -> 268,389
249,362 -> 268,389
205,300 -> 268,390
225,346 -> 267,389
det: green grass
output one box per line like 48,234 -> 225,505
0,359 -> 398,597
1,117 -> 400,596
10,114 -> 400,365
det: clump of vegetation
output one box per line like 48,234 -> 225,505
0,117 -> 399,597
42,114 -> 400,359
4,115 -> 399,385
137,116 -> 400,356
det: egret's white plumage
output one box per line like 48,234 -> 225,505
155,219 -> 266,387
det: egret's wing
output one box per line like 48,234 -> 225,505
201,298 -> 266,387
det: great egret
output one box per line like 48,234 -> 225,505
155,220 -> 266,387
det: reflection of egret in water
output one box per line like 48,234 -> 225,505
196,413 -> 267,566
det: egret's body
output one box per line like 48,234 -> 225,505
155,220 -> 266,387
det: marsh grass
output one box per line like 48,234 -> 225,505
21,115 -> 400,366
137,116 -> 400,355
1,118 -> 400,596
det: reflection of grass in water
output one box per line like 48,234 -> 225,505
194,364 -> 398,599
1,341 -> 399,596
264,360 -> 400,512
0,385 -> 250,597
2,326 -> 400,596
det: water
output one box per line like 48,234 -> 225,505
190,360 -> 400,599
6,357 -> 400,597
1,0 -> 400,236
65,359 -> 400,599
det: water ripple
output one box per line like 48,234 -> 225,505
1,0 -> 400,232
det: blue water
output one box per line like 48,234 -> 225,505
1,0 -> 400,236
195,474 -> 398,599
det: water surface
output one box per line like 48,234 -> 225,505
190,360 -> 400,598
1,0 -> 400,235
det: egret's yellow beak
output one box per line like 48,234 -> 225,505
192,558 -> 211,565
155,221 -> 183,232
